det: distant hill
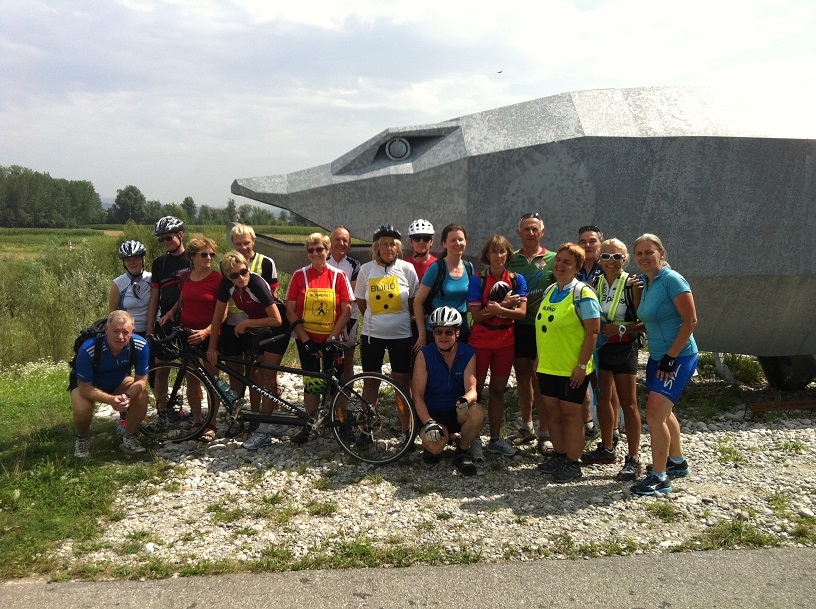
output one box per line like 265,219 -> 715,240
101,197 -> 115,210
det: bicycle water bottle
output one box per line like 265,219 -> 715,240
217,378 -> 240,404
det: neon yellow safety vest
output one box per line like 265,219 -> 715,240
536,284 -> 597,377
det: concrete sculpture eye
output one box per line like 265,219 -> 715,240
385,137 -> 410,161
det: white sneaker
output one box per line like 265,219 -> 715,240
120,435 -> 146,455
486,437 -> 518,458
75,436 -> 91,458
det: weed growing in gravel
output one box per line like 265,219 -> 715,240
766,492 -> 791,516
207,503 -> 246,524
716,436 -> 745,464
362,473 -> 384,485
306,500 -> 337,516
274,504 -> 302,524
791,522 -> 816,544
780,439 -> 806,454
312,476 -> 328,490
417,521 -> 434,531
436,512 -> 452,520
645,502 -> 682,522
686,519 -> 779,550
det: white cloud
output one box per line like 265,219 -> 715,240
1,0 -> 815,204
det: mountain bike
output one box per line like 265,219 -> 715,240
142,325 -> 417,465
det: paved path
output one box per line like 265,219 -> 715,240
1,547 -> 812,608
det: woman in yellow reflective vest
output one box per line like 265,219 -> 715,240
535,243 -> 601,483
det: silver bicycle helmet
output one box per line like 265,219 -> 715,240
118,240 -> 146,259
373,224 -> 401,241
429,306 -> 462,328
408,218 -> 434,236
153,216 -> 185,236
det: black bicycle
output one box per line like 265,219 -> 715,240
141,326 -> 417,465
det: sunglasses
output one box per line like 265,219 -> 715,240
307,246 -> 325,254
158,235 -> 176,243
433,328 -> 456,337
579,225 -> 601,234
197,252 -> 216,259
600,253 -> 625,261
520,212 -> 541,220
229,268 -> 249,280
411,235 -> 432,242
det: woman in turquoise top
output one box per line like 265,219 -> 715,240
630,233 -> 698,496
413,223 -> 474,348
535,243 -> 601,484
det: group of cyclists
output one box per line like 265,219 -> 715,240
71,212 -> 699,496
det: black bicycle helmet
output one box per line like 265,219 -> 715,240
153,216 -> 185,236
429,306 -> 462,328
408,218 -> 434,236
118,240 -> 146,259
373,224 -> 401,241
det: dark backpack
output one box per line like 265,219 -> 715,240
67,319 -> 135,391
423,258 -> 474,315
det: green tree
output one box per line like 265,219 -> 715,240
109,185 -> 147,223
181,196 -> 197,222
224,198 -> 237,223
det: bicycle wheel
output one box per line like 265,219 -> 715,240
331,372 -> 417,465
141,362 -> 217,443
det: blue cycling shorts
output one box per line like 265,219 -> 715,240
645,353 -> 698,404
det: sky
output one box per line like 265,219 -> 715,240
2,0 -> 815,208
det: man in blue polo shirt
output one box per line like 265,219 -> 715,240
71,311 -> 150,457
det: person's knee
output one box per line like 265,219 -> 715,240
465,402 -> 485,426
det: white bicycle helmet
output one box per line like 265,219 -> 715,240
429,306 -> 462,328
408,218 -> 434,236
153,216 -> 185,236
118,240 -> 146,259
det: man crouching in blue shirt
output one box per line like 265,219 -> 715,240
412,306 -> 485,476
71,311 -> 150,457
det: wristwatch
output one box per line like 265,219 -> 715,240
618,325 -> 626,336
577,363 -> 587,370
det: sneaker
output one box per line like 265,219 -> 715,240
120,435 -> 147,455
581,443 -> 617,465
613,429 -> 621,449
584,422 -> 600,447
647,457 -> 690,478
453,450 -> 477,476
486,437 -> 518,458
422,449 -> 441,466
291,426 -> 310,445
469,436 -> 485,463
242,431 -> 272,450
537,434 -> 555,456
552,459 -> 583,483
617,455 -> 643,481
537,453 -> 568,475
116,417 -> 127,436
630,472 -> 672,495
74,436 -> 91,458
267,424 -> 290,438
510,426 -> 536,446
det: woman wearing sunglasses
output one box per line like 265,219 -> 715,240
207,251 -> 283,450
285,233 -> 354,444
581,239 -> 645,482
160,237 -> 222,440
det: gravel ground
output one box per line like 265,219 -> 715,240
55,367 -> 816,573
